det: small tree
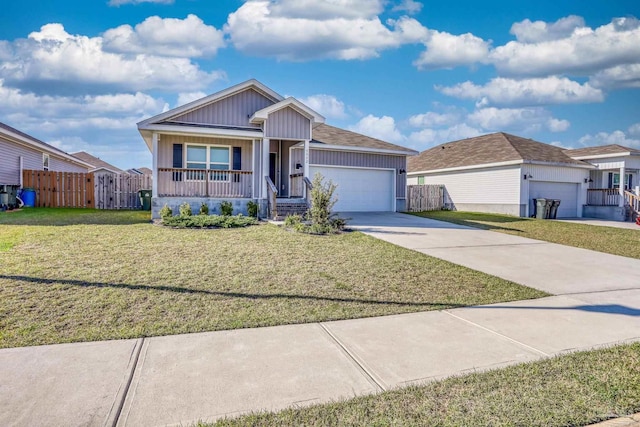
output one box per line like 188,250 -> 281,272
307,173 -> 338,234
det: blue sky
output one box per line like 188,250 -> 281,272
1,0 -> 639,169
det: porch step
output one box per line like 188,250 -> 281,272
274,200 -> 309,219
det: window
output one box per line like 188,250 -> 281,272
417,176 -> 425,185
185,144 -> 230,181
612,173 -> 633,190
43,153 -> 50,171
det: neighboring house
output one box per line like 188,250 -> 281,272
137,79 -> 417,218
126,167 -> 152,175
71,151 -> 123,175
564,145 -> 640,220
407,133 -> 595,218
0,121 -> 92,187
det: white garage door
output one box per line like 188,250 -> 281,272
529,181 -> 579,218
309,166 -> 395,212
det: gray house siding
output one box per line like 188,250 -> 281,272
169,89 -> 274,128
305,149 -> 407,199
265,107 -> 311,140
157,135 -> 253,169
0,137 -> 86,185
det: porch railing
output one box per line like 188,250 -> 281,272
303,176 -> 313,206
266,176 -> 278,219
158,168 -> 252,198
586,188 -> 620,206
625,190 -> 640,215
290,173 -> 304,198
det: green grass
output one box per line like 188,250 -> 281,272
208,343 -> 640,427
412,211 -> 640,260
0,208 -> 546,348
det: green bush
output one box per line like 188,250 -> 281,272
162,214 -> 257,229
283,214 -> 302,227
220,201 -> 233,216
159,204 -> 173,221
179,202 -> 192,217
247,200 -> 259,218
199,203 -> 209,215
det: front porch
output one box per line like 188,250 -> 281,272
585,168 -> 639,222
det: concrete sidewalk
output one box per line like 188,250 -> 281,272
2,212 -> 639,426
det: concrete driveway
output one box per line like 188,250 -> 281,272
345,212 -> 640,296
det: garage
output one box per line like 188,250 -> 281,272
529,181 -> 579,218
309,165 -> 395,211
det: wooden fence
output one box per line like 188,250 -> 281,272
95,173 -> 152,209
406,184 -> 444,212
22,170 -> 152,210
22,170 -> 94,208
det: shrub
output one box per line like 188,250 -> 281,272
159,204 -> 173,221
199,203 -> 209,215
247,200 -> 259,218
283,214 -> 302,227
161,214 -> 257,229
220,201 -> 233,216
179,202 -> 192,217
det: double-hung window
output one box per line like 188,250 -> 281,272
185,144 -> 230,181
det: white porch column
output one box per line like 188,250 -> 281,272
303,139 -> 310,178
251,140 -> 257,199
261,138 -> 270,198
152,132 -> 158,197
619,165 -> 626,206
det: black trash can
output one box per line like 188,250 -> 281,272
138,189 -> 152,211
549,199 -> 561,219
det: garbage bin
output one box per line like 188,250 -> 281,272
535,198 -> 547,219
20,188 -> 36,207
549,199 -> 561,219
138,189 -> 152,211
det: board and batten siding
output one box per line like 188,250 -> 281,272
586,156 -> 640,171
169,88 -> 274,128
416,166 -> 522,215
265,107 -> 311,140
292,148 -> 407,198
0,137 -> 87,185
157,135 -> 253,169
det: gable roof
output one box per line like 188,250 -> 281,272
0,121 -> 93,168
71,151 -> 123,173
408,132 -> 592,174
311,124 -> 417,155
250,97 -> 325,126
564,144 -> 640,159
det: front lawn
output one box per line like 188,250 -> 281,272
209,342 -> 640,427
0,208 -> 546,348
412,211 -> 640,260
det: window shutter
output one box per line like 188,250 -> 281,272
172,144 -> 183,181
607,172 -> 613,189
233,147 -> 242,170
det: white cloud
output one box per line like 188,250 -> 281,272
467,107 -> 570,133
408,123 -> 481,146
414,30 -> 490,70
103,15 -> 224,57
510,15 -> 585,43
269,0 -> 385,19
176,91 -> 207,107
490,17 -> 640,78
1,23 -> 224,94
299,94 -> 347,119
408,111 -> 460,127
628,123 -> 640,137
590,64 -> 640,89
349,114 -> 405,143
108,0 -> 174,6
392,0 -> 423,14
437,76 -> 604,106
225,0 -> 428,60
578,129 -> 640,149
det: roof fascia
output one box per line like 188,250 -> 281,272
250,97 -> 326,125
309,142 -> 417,156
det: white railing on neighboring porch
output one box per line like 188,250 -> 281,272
158,168 -> 252,198
586,188 -> 620,206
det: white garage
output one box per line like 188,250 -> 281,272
309,165 -> 395,212
529,181 -> 580,218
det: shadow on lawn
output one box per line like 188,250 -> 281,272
1,275 -> 464,310
411,213 -> 527,234
0,209 -> 150,226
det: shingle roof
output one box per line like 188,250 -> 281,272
71,151 -> 123,173
564,144 -> 640,158
0,121 -> 75,159
408,132 -> 590,173
311,124 -> 416,154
